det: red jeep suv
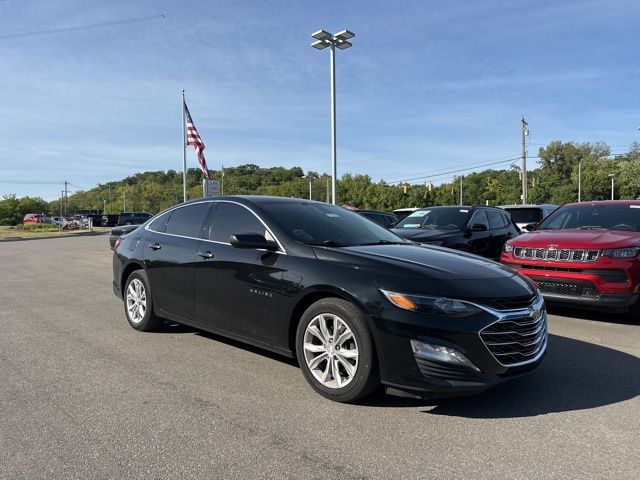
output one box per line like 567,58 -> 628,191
501,201 -> 640,321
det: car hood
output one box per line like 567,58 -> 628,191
391,228 -> 459,242
313,244 -> 534,298
512,229 -> 640,249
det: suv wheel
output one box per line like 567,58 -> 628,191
125,221 -> 132,225
124,270 -> 162,331
627,298 -> 640,324
295,298 -> 379,402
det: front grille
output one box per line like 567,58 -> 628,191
468,294 -> 537,311
536,280 -> 599,297
513,247 -> 599,263
480,311 -> 547,366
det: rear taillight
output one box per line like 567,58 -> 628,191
114,238 -> 122,250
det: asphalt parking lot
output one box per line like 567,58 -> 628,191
1,235 -> 638,479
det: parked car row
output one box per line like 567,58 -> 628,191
23,211 -> 152,228
109,196 -> 638,405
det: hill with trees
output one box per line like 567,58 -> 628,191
1,140 -> 639,225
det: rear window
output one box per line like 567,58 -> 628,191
164,203 -> 210,238
395,207 -> 470,230
504,208 -> 543,224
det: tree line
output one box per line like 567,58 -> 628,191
1,140 -> 639,225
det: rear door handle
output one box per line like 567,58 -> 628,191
197,250 -> 214,259
148,243 -> 161,251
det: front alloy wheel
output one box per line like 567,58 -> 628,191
303,313 -> 359,389
296,298 -> 379,402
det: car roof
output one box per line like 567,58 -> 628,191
562,200 -> 640,207
498,204 -> 558,209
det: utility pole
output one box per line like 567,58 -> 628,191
59,191 -> 64,233
521,117 -> 528,205
326,177 -> 330,203
63,180 -> 69,215
221,165 -> 225,196
459,176 -> 463,206
578,161 -> 582,202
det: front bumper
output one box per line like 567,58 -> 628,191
501,258 -> 640,312
369,295 -> 547,398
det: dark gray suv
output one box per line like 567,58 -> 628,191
117,212 -> 152,226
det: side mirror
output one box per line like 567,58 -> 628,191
524,223 -> 537,231
469,223 -> 488,232
230,233 -> 278,251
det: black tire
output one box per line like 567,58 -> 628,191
125,221 -> 132,225
627,298 -> 640,324
123,270 -> 162,331
295,298 -> 379,402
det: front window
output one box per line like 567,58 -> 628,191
505,208 -> 543,225
260,202 -> 407,246
536,204 -> 640,232
395,207 -> 471,231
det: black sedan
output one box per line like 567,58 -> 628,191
112,196 -> 546,402
392,205 -> 519,260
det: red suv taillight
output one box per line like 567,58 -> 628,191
114,238 -> 122,250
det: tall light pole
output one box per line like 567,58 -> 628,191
608,174 -> 615,200
311,29 -> 355,205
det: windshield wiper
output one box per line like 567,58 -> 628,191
304,240 -> 351,247
577,226 -> 604,230
357,240 -> 409,246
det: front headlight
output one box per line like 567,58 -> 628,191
380,289 -> 482,318
503,242 -> 514,254
601,247 -> 640,259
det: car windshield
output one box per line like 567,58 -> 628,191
536,204 -> 640,232
504,208 -> 543,224
394,207 -> 470,231
260,202 -> 409,246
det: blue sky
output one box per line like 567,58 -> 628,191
0,0 -> 638,200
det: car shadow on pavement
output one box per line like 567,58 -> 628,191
546,304 -> 637,326
360,334 -> 640,417
155,321 -> 299,366
421,334 -> 640,418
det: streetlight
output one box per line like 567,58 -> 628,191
311,29 -> 355,205
608,174 -> 615,200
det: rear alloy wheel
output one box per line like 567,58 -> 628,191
296,298 -> 379,402
124,270 -> 161,331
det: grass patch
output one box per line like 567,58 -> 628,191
15,223 -> 60,232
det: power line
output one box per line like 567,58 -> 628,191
388,157 -> 520,184
0,14 -> 167,40
384,155 -> 520,181
0,0 -> 260,41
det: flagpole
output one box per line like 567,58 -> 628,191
182,90 -> 187,203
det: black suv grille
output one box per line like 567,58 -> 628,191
536,280 -> 599,297
480,311 -> 547,366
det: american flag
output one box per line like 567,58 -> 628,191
184,101 -> 211,179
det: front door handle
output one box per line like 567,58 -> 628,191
197,250 -> 214,259
148,242 -> 161,251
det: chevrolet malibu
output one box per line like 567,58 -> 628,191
113,196 -> 546,402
